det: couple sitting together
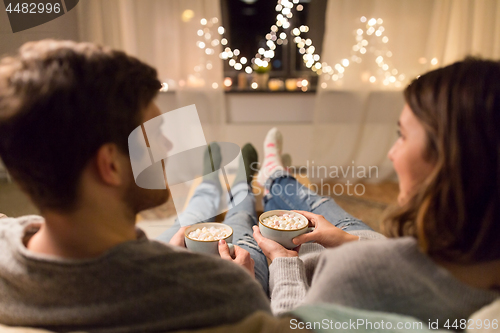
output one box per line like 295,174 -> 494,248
0,39 -> 498,333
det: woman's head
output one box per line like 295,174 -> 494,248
385,58 -> 500,264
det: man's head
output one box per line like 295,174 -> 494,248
0,39 -> 168,213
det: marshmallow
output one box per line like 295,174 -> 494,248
261,213 -> 307,230
188,226 -> 230,241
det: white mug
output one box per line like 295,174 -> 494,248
184,222 -> 235,257
259,210 -> 314,249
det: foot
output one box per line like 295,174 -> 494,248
202,142 -> 222,182
233,143 -> 258,185
281,153 -> 292,170
257,128 -> 285,186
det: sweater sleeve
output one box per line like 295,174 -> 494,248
347,229 -> 386,241
268,231 -> 384,315
269,257 -> 309,315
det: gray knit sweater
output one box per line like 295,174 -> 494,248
270,237 -> 499,328
0,216 -> 271,332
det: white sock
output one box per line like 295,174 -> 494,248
257,127 -> 284,187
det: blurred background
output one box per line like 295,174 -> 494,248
0,0 -> 499,230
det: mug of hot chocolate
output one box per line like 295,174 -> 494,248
259,210 -> 313,249
184,222 -> 234,256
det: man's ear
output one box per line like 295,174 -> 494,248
94,144 -> 125,186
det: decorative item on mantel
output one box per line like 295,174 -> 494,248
252,61 -> 271,90
223,77 -> 233,91
238,73 -> 249,90
285,78 -> 297,91
297,78 -> 309,92
268,78 -> 284,91
284,78 -> 309,92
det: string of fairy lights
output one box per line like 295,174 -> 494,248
218,0 -> 302,75
167,0 -> 420,91
188,0 -> 305,83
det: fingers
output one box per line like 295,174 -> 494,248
252,225 -> 266,244
252,226 -> 277,247
233,246 -> 254,271
292,210 -> 319,226
252,226 -> 292,262
218,239 -> 232,260
252,226 -> 271,252
252,225 -> 286,249
169,226 -> 189,247
292,232 -> 314,245
233,245 -> 249,257
175,226 -> 189,237
221,244 -> 255,277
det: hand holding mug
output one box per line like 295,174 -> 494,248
258,210 -> 312,249
183,223 -> 234,256
252,226 -> 299,262
291,210 -> 359,248
219,240 -> 255,277
169,226 -> 189,248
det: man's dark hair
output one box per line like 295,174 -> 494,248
0,40 -> 161,211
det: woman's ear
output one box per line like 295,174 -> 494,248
94,144 -> 124,186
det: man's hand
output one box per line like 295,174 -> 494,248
218,240 -> 255,277
0,213 -> 7,219
291,210 -> 359,248
168,226 -> 189,248
252,226 -> 299,262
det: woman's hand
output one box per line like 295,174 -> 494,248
168,226 -> 189,248
218,240 -> 255,277
252,225 -> 299,262
291,210 -> 359,248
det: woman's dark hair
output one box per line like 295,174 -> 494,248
0,40 -> 161,211
383,58 -> 500,264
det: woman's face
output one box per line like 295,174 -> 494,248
388,104 -> 435,205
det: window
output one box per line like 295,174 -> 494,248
220,0 -> 327,92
